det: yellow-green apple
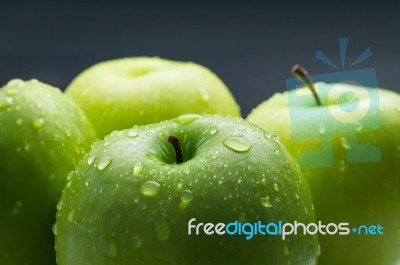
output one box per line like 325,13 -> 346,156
247,65 -> 400,265
66,57 -> 240,138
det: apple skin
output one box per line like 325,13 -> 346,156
66,57 -> 241,138
0,79 -> 97,265
55,115 -> 319,265
247,83 -> 400,265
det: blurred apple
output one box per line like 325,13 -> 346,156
66,57 -> 241,138
247,66 -> 400,265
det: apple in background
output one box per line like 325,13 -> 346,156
0,79 -> 97,265
247,65 -> 400,265
66,57 -> 241,138
55,115 -> 319,265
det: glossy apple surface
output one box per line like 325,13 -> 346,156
0,79 -> 97,264
66,57 -> 241,138
55,115 -> 318,265
247,82 -> 400,265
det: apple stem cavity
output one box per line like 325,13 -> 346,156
168,135 -> 184,164
291,64 -> 322,106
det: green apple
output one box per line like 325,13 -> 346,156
55,114 -> 319,265
66,57 -> 241,138
0,79 -> 97,265
247,66 -> 400,265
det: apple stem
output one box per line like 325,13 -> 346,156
168,135 -> 183,164
291,64 -> 322,106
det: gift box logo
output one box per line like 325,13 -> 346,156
286,38 -> 381,167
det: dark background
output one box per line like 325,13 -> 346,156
0,0 -> 399,116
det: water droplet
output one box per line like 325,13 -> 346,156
283,244 -> 290,256
155,219 -> 170,241
140,181 -> 160,197
209,127 -> 218,135
84,179 -> 90,187
90,141 -> 100,150
68,208 -> 76,222
10,201 -> 23,215
319,123 -> 326,134
339,160 -> 346,172
175,114 -> 202,125
134,196 -> 140,203
133,234 -> 141,248
32,118 -> 44,128
181,190 -> 193,203
97,156 -> 112,171
354,122 -> 362,132
272,135 -> 280,143
260,197 -> 272,208
133,162 -> 144,177
223,136 -> 252,153
107,241 -> 118,257
238,212 -> 246,223
52,223 -> 58,235
273,183 -> 280,192
87,154 -> 96,165
340,137 -> 351,149
0,96 -> 13,109
295,193 -> 300,200
57,200 -> 63,210
176,179 -> 184,190
264,133 -> 272,139
317,243 -> 322,256
198,85 -> 210,104
16,118 -> 23,125
128,129 -> 139,138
